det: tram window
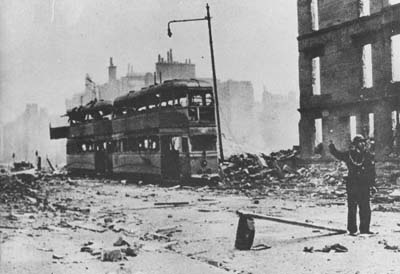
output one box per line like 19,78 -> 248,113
188,107 -> 198,121
127,137 -> 137,151
82,144 -> 87,152
122,139 -> 128,152
161,101 -> 167,107
190,135 -> 217,151
171,137 -> 182,152
190,94 -> 203,106
179,97 -> 188,107
205,93 -> 214,106
182,137 -> 189,153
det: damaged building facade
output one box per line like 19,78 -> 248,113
298,0 -> 400,160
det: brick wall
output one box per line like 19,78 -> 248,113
298,2 -> 400,160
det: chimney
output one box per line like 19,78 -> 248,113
167,51 -> 170,63
169,49 -> 173,63
108,57 -> 117,82
158,54 -> 161,63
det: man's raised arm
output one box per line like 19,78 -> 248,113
328,140 -> 348,162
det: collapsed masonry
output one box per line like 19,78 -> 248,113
297,0 -> 400,160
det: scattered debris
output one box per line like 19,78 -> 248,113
101,250 -> 123,262
303,246 -> 314,253
113,237 -> 130,247
251,244 -> 271,251
121,247 -> 138,257
379,240 -> 400,252
316,243 -> 348,253
52,254 -> 64,259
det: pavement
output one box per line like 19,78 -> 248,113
1,176 -> 400,274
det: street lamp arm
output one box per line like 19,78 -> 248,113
167,17 -> 208,37
168,17 -> 208,25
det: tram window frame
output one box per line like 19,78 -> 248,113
190,135 -> 217,151
179,96 -> 189,107
182,137 -> 189,153
127,137 -> 137,152
149,136 -> 159,151
190,94 -> 203,106
205,93 -> 214,106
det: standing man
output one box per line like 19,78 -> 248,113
35,150 -> 41,171
328,135 -> 377,235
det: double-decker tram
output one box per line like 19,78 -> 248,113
50,79 -> 220,184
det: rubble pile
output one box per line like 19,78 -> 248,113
11,161 -> 34,172
220,150 -> 346,199
0,173 -> 42,205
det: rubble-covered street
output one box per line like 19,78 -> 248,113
1,159 -> 400,274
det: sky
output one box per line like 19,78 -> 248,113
0,0 -> 299,122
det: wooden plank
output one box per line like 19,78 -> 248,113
237,210 -> 347,234
154,202 -> 189,206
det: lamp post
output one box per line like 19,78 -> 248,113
167,3 -> 224,161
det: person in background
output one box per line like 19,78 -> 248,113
328,135 -> 377,235
35,150 -> 41,171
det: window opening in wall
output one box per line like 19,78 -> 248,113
392,111 -> 400,133
359,0 -> 370,17
314,118 -> 322,146
368,113 -> 374,138
311,0 -> 319,31
312,57 -> 321,95
391,34 -> 400,82
392,111 -> 400,151
350,116 -> 357,140
362,44 -> 373,88
389,0 -> 400,5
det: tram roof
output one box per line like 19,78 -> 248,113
114,79 -> 212,108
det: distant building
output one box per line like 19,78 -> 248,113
66,58 -> 153,109
2,104 -> 65,165
257,88 -> 299,151
218,80 -> 265,153
66,50 -> 196,109
0,86 -> 3,161
156,49 -> 196,82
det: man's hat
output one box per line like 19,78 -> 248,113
352,134 -> 365,144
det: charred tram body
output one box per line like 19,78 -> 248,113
51,79 -> 219,183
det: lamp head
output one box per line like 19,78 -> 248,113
167,26 -> 172,37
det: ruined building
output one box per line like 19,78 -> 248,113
156,49 -> 196,82
297,0 -> 400,160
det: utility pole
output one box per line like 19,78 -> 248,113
167,4 -> 224,161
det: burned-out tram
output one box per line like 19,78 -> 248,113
50,79 -> 220,183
